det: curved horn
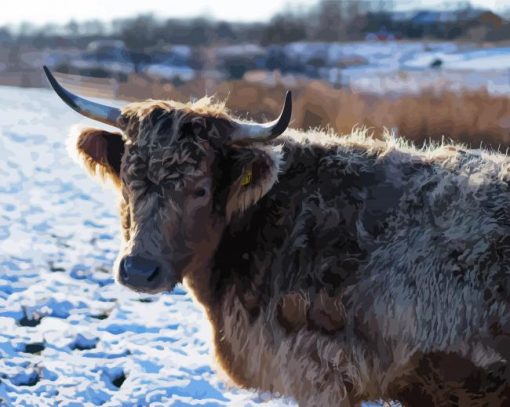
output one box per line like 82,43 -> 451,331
231,91 -> 292,143
43,66 -> 121,128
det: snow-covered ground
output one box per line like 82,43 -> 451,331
0,87 -> 300,406
251,41 -> 510,96
321,41 -> 510,95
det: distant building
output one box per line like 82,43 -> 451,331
463,9 -> 504,30
388,8 -> 505,39
390,8 -> 504,26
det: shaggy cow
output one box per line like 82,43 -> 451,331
44,66 -> 510,406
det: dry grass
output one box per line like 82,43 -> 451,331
109,74 -> 510,150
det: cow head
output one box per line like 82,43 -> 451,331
44,67 -> 291,294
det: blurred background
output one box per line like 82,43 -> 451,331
2,2 -> 510,405
2,0 -> 510,147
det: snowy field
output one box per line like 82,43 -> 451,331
308,41 -> 510,95
0,87 -> 300,406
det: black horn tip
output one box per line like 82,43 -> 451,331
42,65 -> 122,128
43,65 -> 60,93
43,65 -> 50,78
271,90 -> 292,137
43,65 -> 79,111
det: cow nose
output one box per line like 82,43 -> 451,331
119,255 -> 161,287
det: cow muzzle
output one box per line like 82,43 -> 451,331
117,254 -> 172,294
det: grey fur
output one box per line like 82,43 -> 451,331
70,98 -> 510,406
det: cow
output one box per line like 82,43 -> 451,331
44,66 -> 510,406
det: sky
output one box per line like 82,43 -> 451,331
0,0 -> 504,26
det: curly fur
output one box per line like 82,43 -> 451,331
69,96 -> 510,406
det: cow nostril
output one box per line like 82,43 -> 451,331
147,267 -> 160,282
120,255 -> 161,285
120,258 -> 129,280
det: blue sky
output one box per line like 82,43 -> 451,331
1,0 -> 503,26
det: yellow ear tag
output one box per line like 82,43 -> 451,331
241,168 -> 252,186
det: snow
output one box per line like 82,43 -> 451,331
142,64 -> 197,82
298,41 -> 510,95
0,86 -> 296,406
402,46 -> 510,71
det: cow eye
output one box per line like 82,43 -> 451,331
194,187 -> 207,198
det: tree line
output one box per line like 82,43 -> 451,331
2,0 -> 509,50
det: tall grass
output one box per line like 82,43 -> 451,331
116,75 -> 510,150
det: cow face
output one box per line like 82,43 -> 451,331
73,104 -> 282,294
44,67 -> 291,294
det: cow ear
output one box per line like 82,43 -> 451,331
69,127 -> 125,186
225,145 -> 282,220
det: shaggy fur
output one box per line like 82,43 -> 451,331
70,97 -> 510,406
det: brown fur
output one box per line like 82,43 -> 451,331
69,96 -> 510,406
70,127 -> 124,186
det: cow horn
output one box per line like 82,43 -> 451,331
43,66 -> 122,128
230,91 -> 292,143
